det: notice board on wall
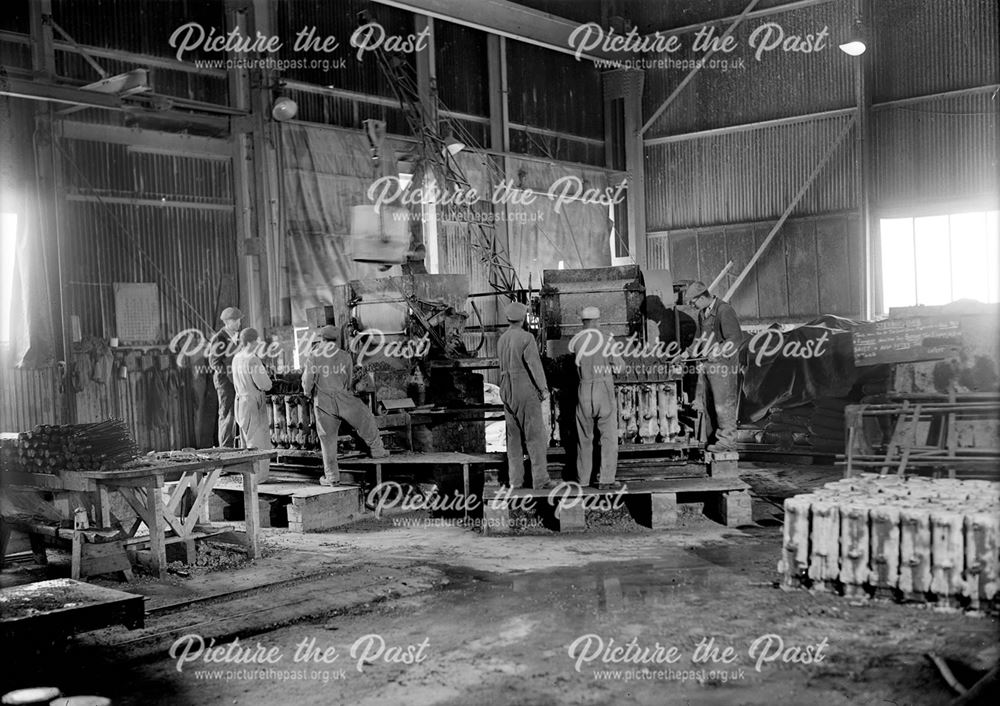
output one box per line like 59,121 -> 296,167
114,282 -> 161,343
852,317 -> 963,367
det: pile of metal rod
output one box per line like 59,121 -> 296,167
267,394 -> 319,450
779,474 -> 1000,610
6,420 -> 138,473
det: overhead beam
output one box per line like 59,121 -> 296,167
61,120 -> 231,157
645,0 -> 835,38
370,0 -> 628,62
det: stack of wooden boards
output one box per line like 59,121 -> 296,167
779,475 -> 999,610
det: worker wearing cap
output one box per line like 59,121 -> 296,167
232,328 -> 273,456
569,307 -> 624,490
208,307 -> 242,447
681,281 -> 744,452
302,325 -> 388,486
496,301 -> 554,490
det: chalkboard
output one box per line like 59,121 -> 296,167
853,317 -> 962,367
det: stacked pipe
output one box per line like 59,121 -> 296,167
6,420 -> 138,474
779,474 -> 1000,610
267,394 -> 319,450
614,382 -> 682,444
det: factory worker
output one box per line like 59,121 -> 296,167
302,325 -> 388,486
569,307 -> 624,490
208,306 -> 242,447
497,301 -> 555,490
681,281 -> 744,453
232,328 -> 273,455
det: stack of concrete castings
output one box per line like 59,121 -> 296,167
779,474 -> 999,610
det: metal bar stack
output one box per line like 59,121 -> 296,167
4,420 -> 138,474
779,474 -> 1000,611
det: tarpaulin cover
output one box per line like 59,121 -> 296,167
739,315 -> 869,423
281,125 -> 402,327
506,157 -> 612,286
1,97 -> 56,367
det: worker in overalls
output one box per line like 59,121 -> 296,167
232,328 -> 273,454
497,301 -> 554,490
570,307 -> 624,490
208,306 -> 242,447
681,281 -> 744,452
302,325 -> 388,486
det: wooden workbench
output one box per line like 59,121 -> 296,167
3,450 -> 272,579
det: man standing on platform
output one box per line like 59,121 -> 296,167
497,301 -> 555,490
232,327 -> 273,452
208,306 -> 242,447
680,281 -> 744,453
569,307 -> 624,490
302,325 -> 388,486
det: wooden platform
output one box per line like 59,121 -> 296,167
482,477 -> 752,534
212,480 -> 362,532
0,578 -> 144,644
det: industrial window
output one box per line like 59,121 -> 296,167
879,210 -> 999,313
0,212 -> 17,343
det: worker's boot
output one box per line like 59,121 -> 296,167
369,438 -> 390,459
593,480 -> 626,491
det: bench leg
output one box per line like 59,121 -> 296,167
29,534 -> 48,566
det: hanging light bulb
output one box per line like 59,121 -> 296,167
271,96 -> 298,121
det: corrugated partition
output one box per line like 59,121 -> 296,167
872,0 -> 999,102
641,0 -> 854,137
647,212 -> 861,322
874,91 -> 999,208
48,126 -> 238,450
645,114 -> 857,230
0,354 -> 64,433
59,136 -> 236,339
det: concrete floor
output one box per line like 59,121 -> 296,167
3,464 -> 998,705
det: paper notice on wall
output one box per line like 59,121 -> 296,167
114,282 -> 160,344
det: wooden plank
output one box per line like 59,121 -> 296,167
754,224 -> 789,318
241,470 -> 260,559
697,229 -> 728,294
846,214 -> 863,317
724,226 -> 759,319
668,231 -> 699,281
785,220 -> 819,317
816,215 -> 852,314
183,469 -> 223,534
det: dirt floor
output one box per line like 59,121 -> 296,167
2,464 -> 998,705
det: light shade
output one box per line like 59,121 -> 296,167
271,97 -> 298,121
839,40 -> 867,56
440,124 -> 465,156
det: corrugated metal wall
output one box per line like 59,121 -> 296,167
507,41 -> 606,165
0,357 -> 64,432
276,0 -> 414,97
641,0 -> 999,322
874,91 -> 999,208
60,136 -> 236,339
642,1 -> 854,137
872,0 -> 998,101
648,212 -> 861,321
646,114 -> 856,230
